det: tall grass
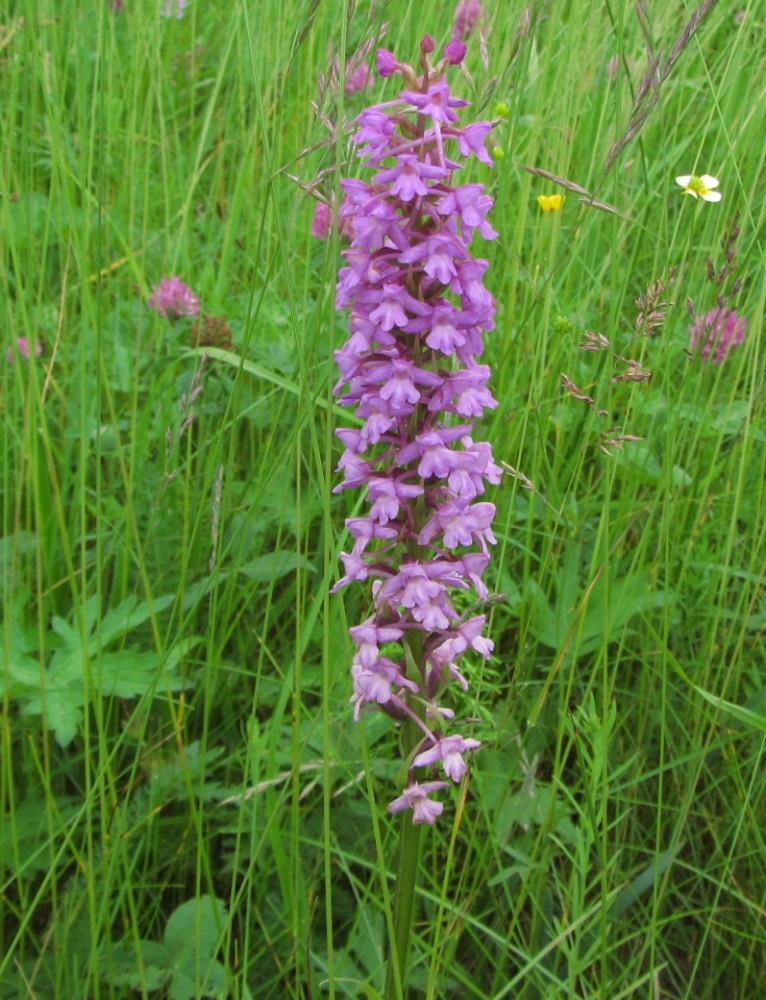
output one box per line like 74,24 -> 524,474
1,0 -> 765,997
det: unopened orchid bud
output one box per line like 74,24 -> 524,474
444,39 -> 467,65
376,48 -> 400,78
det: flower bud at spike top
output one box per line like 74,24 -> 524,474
420,34 -> 436,54
332,41 -> 499,823
311,202 -> 332,240
444,39 -> 467,65
376,48 -> 400,78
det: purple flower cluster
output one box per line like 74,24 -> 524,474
7,337 -> 43,365
161,0 -> 188,18
311,202 -> 332,240
690,307 -> 746,363
452,0 -> 485,40
148,276 -> 200,319
344,59 -> 375,95
333,38 -> 499,824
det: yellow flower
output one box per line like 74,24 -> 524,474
537,193 -> 565,212
675,174 -> 722,202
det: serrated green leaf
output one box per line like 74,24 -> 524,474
92,593 -> 176,651
169,960 -> 226,1000
0,648 -> 41,697
20,687 -> 83,747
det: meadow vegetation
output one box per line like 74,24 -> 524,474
1,0 -> 765,997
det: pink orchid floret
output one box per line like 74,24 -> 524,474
443,39 -> 468,65
311,202 -> 332,239
376,49 -> 401,78
333,39 -> 498,823
345,62 -> 374,95
389,782 -> 450,825
414,735 -> 482,782
161,0 -> 188,18
398,82 -> 469,124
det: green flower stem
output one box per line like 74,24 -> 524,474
384,711 -> 425,1000
384,611 -> 427,1000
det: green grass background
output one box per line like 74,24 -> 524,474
1,0 -> 765,997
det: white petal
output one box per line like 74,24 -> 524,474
675,175 -> 692,186
700,174 -> 720,188
682,190 -> 699,199
701,191 -> 722,202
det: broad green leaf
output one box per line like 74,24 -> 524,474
188,346 -> 360,423
238,550 -> 315,582
163,895 -> 227,964
20,687 -> 83,747
0,794 -> 79,876
91,649 -> 186,698
659,635 -> 766,735
691,686 -> 766,734
0,531 -> 38,566
93,593 -> 176,651
104,940 -> 168,990
608,846 -> 681,920
168,961 -> 226,1000
333,982 -> 383,1000
0,642 -> 41,697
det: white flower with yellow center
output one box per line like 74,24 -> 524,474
675,174 -> 722,202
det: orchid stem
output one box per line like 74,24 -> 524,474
384,717 -> 424,1000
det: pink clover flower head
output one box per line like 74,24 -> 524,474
452,0 -> 484,40
311,201 -> 332,239
147,276 -> 200,318
388,782 -> 449,825
333,41 -> 498,823
690,307 -> 746,363
7,337 -> 43,364
161,0 -> 188,17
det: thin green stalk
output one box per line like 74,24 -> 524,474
384,713 -> 425,1000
